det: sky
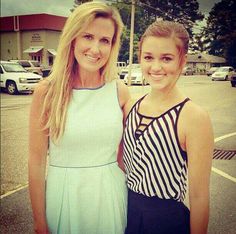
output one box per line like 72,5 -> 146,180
1,0 -> 221,34
1,0 -> 221,18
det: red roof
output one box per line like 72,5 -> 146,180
0,14 -> 67,32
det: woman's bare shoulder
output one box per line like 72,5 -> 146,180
31,79 -> 51,108
181,101 -> 212,134
184,101 -> 210,121
33,79 -> 50,97
116,79 -> 130,108
123,97 -> 140,119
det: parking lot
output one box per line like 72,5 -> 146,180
1,75 -> 236,233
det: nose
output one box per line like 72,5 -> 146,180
151,62 -> 162,72
90,41 -> 100,54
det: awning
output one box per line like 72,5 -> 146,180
23,46 -> 43,53
47,49 -> 57,56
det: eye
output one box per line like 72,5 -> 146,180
101,38 -> 111,44
143,55 -> 153,61
83,34 -> 93,40
162,57 -> 172,62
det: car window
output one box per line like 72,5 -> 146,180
126,64 -> 140,69
1,63 -> 27,72
30,61 -> 40,67
217,67 -> 229,72
19,61 -> 31,67
210,67 -> 218,71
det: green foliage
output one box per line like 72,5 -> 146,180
114,0 -> 204,62
71,0 -> 205,64
71,0 -> 92,12
203,0 -> 236,67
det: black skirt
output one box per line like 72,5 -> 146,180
125,189 -> 190,234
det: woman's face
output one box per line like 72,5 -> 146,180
74,17 -> 115,74
140,36 -> 185,91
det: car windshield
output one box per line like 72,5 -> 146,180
210,67 -> 218,71
19,61 -> 31,67
2,63 -> 27,72
31,61 -> 40,67
217,67 -> 229,72
126,64 -> 141,69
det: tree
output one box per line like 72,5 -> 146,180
71,0 -> 91,12
71,0 -> 205,63
114,0 -> 204,62
203,0 -> 236,67
138,0 -> 204,38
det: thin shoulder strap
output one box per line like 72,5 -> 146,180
178,98 -> 190,111
125,94 -> 147,121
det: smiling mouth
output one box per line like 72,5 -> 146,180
149,74 -> 165,80
85,54 -> 100,63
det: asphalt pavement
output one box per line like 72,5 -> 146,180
1,76 -> 236,233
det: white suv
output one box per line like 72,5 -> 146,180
0,61 -> 43,94
10,60 -> 43,76
211,66 -> 234,81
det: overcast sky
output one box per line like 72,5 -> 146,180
1,0 -> 221,17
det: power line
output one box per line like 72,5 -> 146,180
108,0 -> 205,33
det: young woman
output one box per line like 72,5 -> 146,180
123,20 -> 213,234
28,2 -> 129,233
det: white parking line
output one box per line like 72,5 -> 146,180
212,132 -> 236,183
1,133 -> 236,199
211,167 -> 236,183
214,132 -> 236,142
0,184 -> 28,199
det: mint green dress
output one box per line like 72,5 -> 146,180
46,80 -> 127,234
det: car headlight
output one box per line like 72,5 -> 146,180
19,78 -> 28,83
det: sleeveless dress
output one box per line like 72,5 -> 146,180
46,80 -> 127,234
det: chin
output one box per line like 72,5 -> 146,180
81,63 -> 103,72
149,81 -> 167,90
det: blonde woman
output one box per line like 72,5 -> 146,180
28,2 -> 129,233
123,20 -> 213,234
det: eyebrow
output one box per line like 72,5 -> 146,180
82,32 -> 112,40
142,52 -> 174,57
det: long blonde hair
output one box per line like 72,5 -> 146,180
42,1 -> 124,143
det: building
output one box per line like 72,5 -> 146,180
0,14 -> 67,66
187,53 -> 226,74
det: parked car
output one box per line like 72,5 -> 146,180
117,61 -> 126,76
230,73 -> 236,87
211,66 -> 234,81
124,67 -> 148,85
119,63 -> 140,80
10,59 -> 43,76
41,65 -> 52,77
0,61 -> 43,94
206,67 -> 219,76
182,66 -> 194,75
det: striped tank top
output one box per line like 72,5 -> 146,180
123,95 -> 190,202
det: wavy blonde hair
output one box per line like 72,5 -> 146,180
41,1 -> 124,143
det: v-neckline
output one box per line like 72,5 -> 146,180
137,95 -> 189,119
134,96 -> 190,139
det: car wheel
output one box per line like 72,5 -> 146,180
6,81 -> 18,95
225,75 -> 228,81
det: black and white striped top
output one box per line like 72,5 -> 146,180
123,95 -> 190,202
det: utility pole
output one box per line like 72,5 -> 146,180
127,0 -> 135,86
